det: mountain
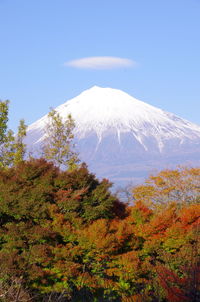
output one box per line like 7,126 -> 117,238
25,86 -> 200,187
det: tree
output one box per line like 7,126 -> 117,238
0,100 -> 27,168
0,100 -> 9,144
13,119 -> 27,166
0,159 -> 199,301
0,158 -> 126,301
43,109 -> 79,171
0,100 -> 15,168
132,167 -> 200,208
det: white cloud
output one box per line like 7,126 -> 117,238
65,56 -> 135,70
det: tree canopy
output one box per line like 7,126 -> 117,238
0,161 -> 199,301
43,109 -> 79,170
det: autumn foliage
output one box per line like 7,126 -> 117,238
0,163 -> 199,301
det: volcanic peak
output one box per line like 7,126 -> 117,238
27,86 -> 200,153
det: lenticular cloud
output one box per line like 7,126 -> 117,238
65,56 -> 135,69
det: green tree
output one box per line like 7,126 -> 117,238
0,128 -> 15,168
0,100 -> 27,168
43,109 -> 79,171
13,119 -> 27,166
0,100 -> 13,167
0,100 -> 9,144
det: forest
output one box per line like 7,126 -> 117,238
0,100 -> 199,301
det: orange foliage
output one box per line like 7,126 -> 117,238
179,204 -> 200,228
133,167 -> 200,206
1,161 -> 200,301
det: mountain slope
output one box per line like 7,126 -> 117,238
26,86 -> 200,186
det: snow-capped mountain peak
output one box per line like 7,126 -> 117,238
26,86 -> 200,185
28,86 -> 200,151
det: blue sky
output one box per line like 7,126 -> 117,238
0,0 -> 200,131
